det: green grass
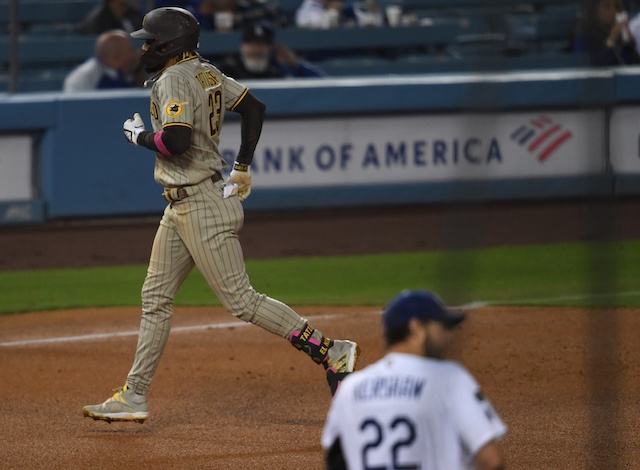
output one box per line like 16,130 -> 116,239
0,240 -> 639,315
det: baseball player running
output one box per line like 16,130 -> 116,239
322,290 -> 506,470
82,7 -> 359,424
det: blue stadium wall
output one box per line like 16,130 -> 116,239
1,68 -> 640,224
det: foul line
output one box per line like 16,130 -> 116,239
0,312 -> 376,348
464,289 -> 640,309
3,290 -> 639,348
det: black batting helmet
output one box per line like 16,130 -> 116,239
131,7 -> 200,72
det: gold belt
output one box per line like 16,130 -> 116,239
162,173 -> 223,203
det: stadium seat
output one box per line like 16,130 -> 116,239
0,0 -> 98,33
506,6 -> 579,54
0,0 -> 588,92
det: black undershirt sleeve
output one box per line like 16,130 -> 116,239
232,91 -> 266,166
325,438 -> 347,470
137,91 -> 264,161
137,125 -> 192,156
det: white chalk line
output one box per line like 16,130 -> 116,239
2,290 -> 639,348
0,312 -> 377,348
464,289 -> 640,308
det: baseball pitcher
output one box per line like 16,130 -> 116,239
322,290 -> 507,470
83,7 -> 359,424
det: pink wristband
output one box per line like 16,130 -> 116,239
154,131 -> 171,156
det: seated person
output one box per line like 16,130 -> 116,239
63,30 -> 142,91
218,21 -> 327,78
627,10 -> 640,57
351,0 -> 384,27
295,0 -> 382,28
77,0 -> 145,35
154,0 -> 216,30
234,0 -> 290,29
573,0 -> 640,66
296,0 -> 346,29
154,0 -> 287,31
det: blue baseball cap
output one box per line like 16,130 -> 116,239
382,290 -> 466,335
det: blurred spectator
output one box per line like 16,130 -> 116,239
573,0 -> 640,66
154,1 -> 217,30
296,0 -> 348,29
234,0 -> 290,29
295,0 -> 383,29
627,10 -> 640,56
351,0 -> 384,27
78,0 -> 145,35
63,30 -> 142,92
154,0 -> 288,31
219,21 -> 327,78
208,0 -> 236,32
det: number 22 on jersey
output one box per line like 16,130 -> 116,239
361,416 -> 419,470
208,89 -> 222,138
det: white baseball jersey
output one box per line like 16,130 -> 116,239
322,352 -> 507,470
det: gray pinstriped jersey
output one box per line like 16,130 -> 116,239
149,56 -> 248,188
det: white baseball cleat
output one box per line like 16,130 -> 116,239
82,384 -> 148,424
324,340 -> 361,397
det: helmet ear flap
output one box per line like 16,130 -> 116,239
132,7 -> 200,72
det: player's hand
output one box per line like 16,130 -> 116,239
123,113 -> 145,145
227,161 -> 252,201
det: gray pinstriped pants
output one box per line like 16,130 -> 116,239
126,177 -> 309,395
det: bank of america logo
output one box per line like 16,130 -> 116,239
510,116 -> 573,162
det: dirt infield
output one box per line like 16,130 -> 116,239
2,199 -> 640,468
1,305 -> 639,469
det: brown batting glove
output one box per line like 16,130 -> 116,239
227,161 -> 252,201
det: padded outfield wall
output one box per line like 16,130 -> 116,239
2,68 -> 640,224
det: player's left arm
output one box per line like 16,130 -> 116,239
226,91 -> 266,200
321,385 -> 348,470
325,438 -> 348,470
231,91 -> 265,167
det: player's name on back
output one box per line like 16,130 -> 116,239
352,375 -> 426,401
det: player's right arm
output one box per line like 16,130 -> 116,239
449,364 -> 507,469
136,125 -> 192,156
124,114 -> 192,156
475,440 -> 505,470
124,75 -> 194,156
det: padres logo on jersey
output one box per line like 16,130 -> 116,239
165,101 -> 186,117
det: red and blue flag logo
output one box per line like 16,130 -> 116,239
510,115 -> 573,162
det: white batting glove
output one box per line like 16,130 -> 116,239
123,113 -> 145,145
227,162 -> 252,201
